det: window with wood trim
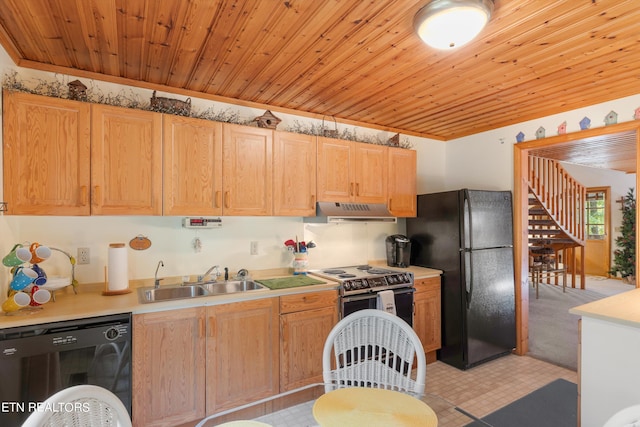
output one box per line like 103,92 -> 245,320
586,190 -> 606,240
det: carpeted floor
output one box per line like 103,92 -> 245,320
527,276 -> 633,370
463,379 -> 577,427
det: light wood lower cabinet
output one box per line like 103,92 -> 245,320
132,292 -> 338,425
279,290 -> 339,391
132,307 -> 206,427
206,298 -> 280,414
413,277 -> 442,360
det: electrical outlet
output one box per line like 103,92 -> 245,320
77,247 -> 90,264
250,241 -> 258,255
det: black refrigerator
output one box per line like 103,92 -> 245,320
407,189 -> 516,370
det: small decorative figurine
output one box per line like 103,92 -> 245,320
516,131 -> 525,143
150,91 -> 191,116
557,121 -> 567,135
388,133 -> 400,147
254,110 -> 282,129
634,107 -> 640,120
579,116 -> 591,130
604,111 -> 618,125
67,80 -> 87,101
535,127 -> 546,139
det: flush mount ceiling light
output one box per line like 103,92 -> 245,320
414,0 -> 494,50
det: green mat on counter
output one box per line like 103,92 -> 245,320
256,275 -> 325,290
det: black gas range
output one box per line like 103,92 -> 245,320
310,265 -> 414,296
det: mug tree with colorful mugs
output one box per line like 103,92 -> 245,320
2,242 -> 52,313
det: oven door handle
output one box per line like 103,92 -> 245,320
342,287 -> 415,303
342,293 -> 378,303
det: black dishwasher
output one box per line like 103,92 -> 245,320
0,313 -> 132,425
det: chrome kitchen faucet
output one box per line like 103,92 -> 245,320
199,265 -> 220,282
154,260 -> 164,288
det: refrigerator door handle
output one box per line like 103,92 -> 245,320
463,188 -> 473,250
465,250 -> 473,309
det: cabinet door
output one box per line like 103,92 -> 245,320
388,147 -> 417,217
280,305 -> 338,391
414,277 -> 442,354
163,116 -> 223,215
3,90 -> 91,215
132,308 -> 206,427
273,131 -> 317,216
91,104 -> 162,215
353,142 -> 388,203
317,137 -> 353,202
206,298 -> 279,414
222,124 -> 273,215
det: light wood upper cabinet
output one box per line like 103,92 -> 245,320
91,104 -> 162,215
414,277 -> 442,355
222,124 -> 273,215
163,116 -> 223,215
317,137 -> 353,202
354,142 -> 388,204
206,298 -> 280,414
273,131 -> 317,216
388,147 -> 417,217
317,137 -> 387,204
132,307 -> 206,427
2,90 -> 91,215
279,290 -> 338,391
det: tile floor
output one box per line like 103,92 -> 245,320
423,354 -> 577,427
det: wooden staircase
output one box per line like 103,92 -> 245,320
528,156 -> 586,289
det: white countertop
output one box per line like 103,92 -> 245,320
569,287 -> 640,328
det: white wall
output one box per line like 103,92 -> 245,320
439,94 -> 640,192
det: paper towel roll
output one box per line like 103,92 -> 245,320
108,243 -> 129,291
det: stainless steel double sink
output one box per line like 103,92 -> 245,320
138,280 -> 267,304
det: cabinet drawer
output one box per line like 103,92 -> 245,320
415,276 -> 440,291
280,290 -> 338,314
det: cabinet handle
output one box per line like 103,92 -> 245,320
224,191 -> 230,209
92,186 -> 100,205
356,183 -> 360,196
198,317 -> 205,338
208,317 -> 216,338
310,195 -> 315,206
350,183 -> 354,196
389,198 -> 392,210
80,186 -> 88,206
215,191 -> 221,208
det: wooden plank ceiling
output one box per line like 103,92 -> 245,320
529,130 -> 637,174
0,0 -> 638,142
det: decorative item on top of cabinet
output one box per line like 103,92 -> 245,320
388,133 -> 400,147
413,276 -> 442,363
254,110 -> 282,129
322,116 -> 339,138
149,90 -> 191,116
67,79 -> 87,101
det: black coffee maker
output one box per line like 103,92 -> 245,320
385,234 -> 411,268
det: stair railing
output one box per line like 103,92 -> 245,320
528,155 -> 586,244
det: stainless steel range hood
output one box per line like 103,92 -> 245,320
303,202 -> 397,223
